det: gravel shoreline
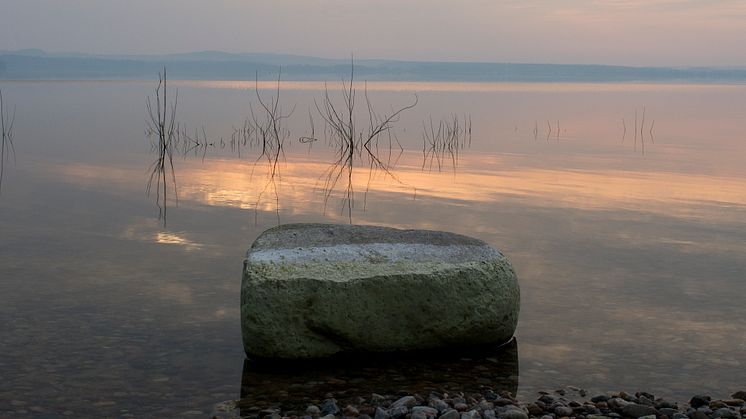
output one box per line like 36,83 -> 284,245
212,389 -> 746,419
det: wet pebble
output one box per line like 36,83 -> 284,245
621,403 -> 657,418
392,396 -> 417,409
555,406 -> 574,417
374,407 -> 390,419
412,406 -> 439,418
713,408 -> 738,419
390,405 -> 409,418
322,399 -> 341,416
461,410 -> 481,419
440,409 -> 460,419
608,398 -> 629,409
690,396 -> 712,409
591,395 -> 611,404
430,398 -> 450,413
499,409 -> 528,419
730,392 -> 746,402
454,403 -> 469,412
307,405 -> 322,417
344,405 -> 360,417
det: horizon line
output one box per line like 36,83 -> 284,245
2,48 -> 745,70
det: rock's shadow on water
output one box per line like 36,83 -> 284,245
238,338 -> 519,414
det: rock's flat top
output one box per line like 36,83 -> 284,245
246,223 -> 504,282
250,223 -> 493,249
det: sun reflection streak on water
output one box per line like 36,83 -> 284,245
50,148 -> 746,226
154,231 -> 203,250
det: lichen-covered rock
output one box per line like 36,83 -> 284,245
240,223 -> 520,358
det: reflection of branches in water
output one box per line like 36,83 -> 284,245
533,120 -> 539,141
314,60 -> 417,222
248,71 -> 293,225
627,107 -> 655,155
0,90 -> 16,196
145,68 -> 178,227
422,114 -> 471,173
231,118 -> 255,159
143,69 -> 291,226
141,64 -> 420,224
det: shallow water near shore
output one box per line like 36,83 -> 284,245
0,80 -> 745,417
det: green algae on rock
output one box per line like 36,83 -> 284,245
240,223 -> 520,358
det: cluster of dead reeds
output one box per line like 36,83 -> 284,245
422,114 -> 471,173
622,107 -> 655,154
144,62 -> 423,225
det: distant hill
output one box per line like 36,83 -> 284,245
1,49 -> 746,83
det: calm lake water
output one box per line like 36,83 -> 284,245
1,79 -> 745,417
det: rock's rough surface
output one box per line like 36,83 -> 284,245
240,223 -> 520,358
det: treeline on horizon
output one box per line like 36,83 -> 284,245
2,50 -> 746,83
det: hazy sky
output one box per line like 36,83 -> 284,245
2,0 -> 745,66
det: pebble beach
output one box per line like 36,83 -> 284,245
213,389 -> 746,419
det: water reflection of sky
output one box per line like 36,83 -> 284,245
50,149 -> 746,224
0,80 -> 745,416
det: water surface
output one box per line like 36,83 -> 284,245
1,80 -> 745,417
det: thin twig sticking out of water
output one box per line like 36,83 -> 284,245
640,106 -> 646,144
299,109 -> 318,154
0,90 -> 16,197
421,114 -> 472,174
634,109 -> 638,151
314,58 -> 417,223
557,120 -> 560,141
146,68 -> 178,227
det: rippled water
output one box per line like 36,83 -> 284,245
0,80 -> 745,417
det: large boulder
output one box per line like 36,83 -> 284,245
240,223 -> 520,358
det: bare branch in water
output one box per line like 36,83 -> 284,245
0,89 -> 17,197
314,57 -> 417,223
634,108 -> 638,152
146,68 -> 179,227
249,69 -> 293,225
